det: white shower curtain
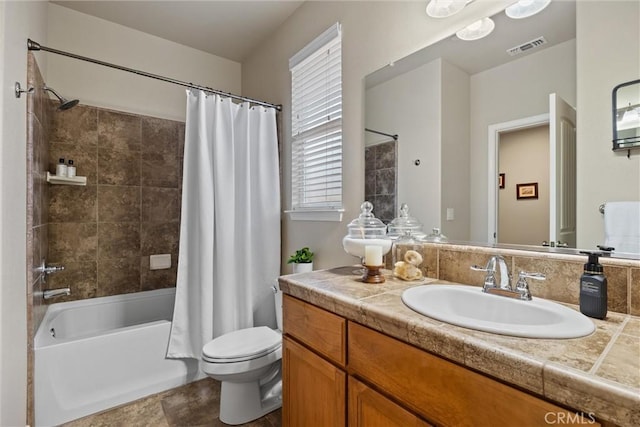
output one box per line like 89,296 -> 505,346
167,91 -> 280,359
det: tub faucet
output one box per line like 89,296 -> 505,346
43,288 -> 71,300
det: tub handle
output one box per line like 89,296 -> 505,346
43,265 -> 64,274
35,260 -> 65,275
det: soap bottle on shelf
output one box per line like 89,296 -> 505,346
579,251 -> 607,319
67,159 -> 76,178
56,158 -> 67,177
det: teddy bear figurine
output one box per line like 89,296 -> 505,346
393,249 -> 424,281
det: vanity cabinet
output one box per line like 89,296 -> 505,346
282,295 -> 347,427
283,294 -> 599,427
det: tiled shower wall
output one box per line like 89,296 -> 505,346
45,104 -> 185,303
26,54 -> 51,331
26,52 -> 52,425
364,140 -> 397,224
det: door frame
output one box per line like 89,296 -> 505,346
487,113 -> 549,244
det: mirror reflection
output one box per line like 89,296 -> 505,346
613,79 -> 640,151
365,0 -> 639,258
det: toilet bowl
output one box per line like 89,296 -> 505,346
200,286 -> 283,425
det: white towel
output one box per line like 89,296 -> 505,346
604,201 -> 640,255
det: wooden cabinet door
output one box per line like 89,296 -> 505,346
283,294 -> 346,367
348,377 -> 432,427
283,336 -> 346,427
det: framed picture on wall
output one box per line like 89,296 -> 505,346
498,173 -> 505,189
516,182 -> 538,199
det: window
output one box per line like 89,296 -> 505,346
288,23 -> 344,221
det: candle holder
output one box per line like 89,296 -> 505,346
342,202 -> 392,277
363,264 -> 385,284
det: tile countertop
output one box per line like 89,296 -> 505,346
279,266 -> 640,427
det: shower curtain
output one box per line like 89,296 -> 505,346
167,91 -> 280,359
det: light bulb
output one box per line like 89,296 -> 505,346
426,0 -> 468,18
456,17 -> 495,41
505,0 -> 552,19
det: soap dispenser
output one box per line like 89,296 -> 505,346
56,158 -> 67,177
579,252 -> 607,319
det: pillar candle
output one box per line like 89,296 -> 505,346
364,245 -> 383,266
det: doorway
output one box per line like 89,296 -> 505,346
487,94 -> 577,247
498,125 -> 550,245
487,113 -> 549,244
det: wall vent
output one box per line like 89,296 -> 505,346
506,37 -> 547,56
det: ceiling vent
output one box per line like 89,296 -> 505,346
506,36 -> 547,56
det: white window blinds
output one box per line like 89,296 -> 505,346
289,23 -> 343,217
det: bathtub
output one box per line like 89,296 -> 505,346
34,288 -> 203,426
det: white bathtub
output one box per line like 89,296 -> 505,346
34,288 -> 203,426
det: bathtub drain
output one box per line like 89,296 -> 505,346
50,327 -> 56,338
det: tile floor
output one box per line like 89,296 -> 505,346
62,378 -> 282,427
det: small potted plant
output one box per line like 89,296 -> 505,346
287,247 -> 314,273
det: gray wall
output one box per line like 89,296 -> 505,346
241,0 -> 513,271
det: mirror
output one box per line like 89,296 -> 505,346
364,0 -> 639,259
612,79 -> 640,151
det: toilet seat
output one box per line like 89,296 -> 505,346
202,326 -> 281,363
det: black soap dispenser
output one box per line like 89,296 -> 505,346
579,252 -> 607,319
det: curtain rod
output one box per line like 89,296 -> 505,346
27,39 -> 282,111
365,128 -> 398,141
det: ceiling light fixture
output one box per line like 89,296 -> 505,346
505,0 -> 552,19
619,104 -> 640,128
426,0 -> 469,18
456,17 -> 495,41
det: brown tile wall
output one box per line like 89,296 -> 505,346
26,51 -> 51,427
364,140 -> 397,224
46,105 -> 184,303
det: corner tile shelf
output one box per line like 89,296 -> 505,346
46,171 -> 87,186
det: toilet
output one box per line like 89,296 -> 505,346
200,285 -> 283,425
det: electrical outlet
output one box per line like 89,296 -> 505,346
446,208 -> 455,221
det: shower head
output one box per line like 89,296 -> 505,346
43,85 -> 79,111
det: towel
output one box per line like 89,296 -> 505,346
604,201 -> 640,255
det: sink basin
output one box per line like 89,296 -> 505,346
402,284 -> 595,339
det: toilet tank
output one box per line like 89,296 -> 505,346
273,284 -> 283,331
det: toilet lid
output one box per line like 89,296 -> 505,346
202,326 -> 281,363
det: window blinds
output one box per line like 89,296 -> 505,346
290,23 -> 342,211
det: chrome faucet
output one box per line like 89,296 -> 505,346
513,271 -> 546,300
35,261 -> 65,284
43,288 -> 71,300
470,256 -> 545,300
471,255 -> 511,292
35,261 -> 65,275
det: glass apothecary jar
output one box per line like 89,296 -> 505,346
342,201 -> 391,266
424,227 -> 448,243
388,203 -> 425,266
